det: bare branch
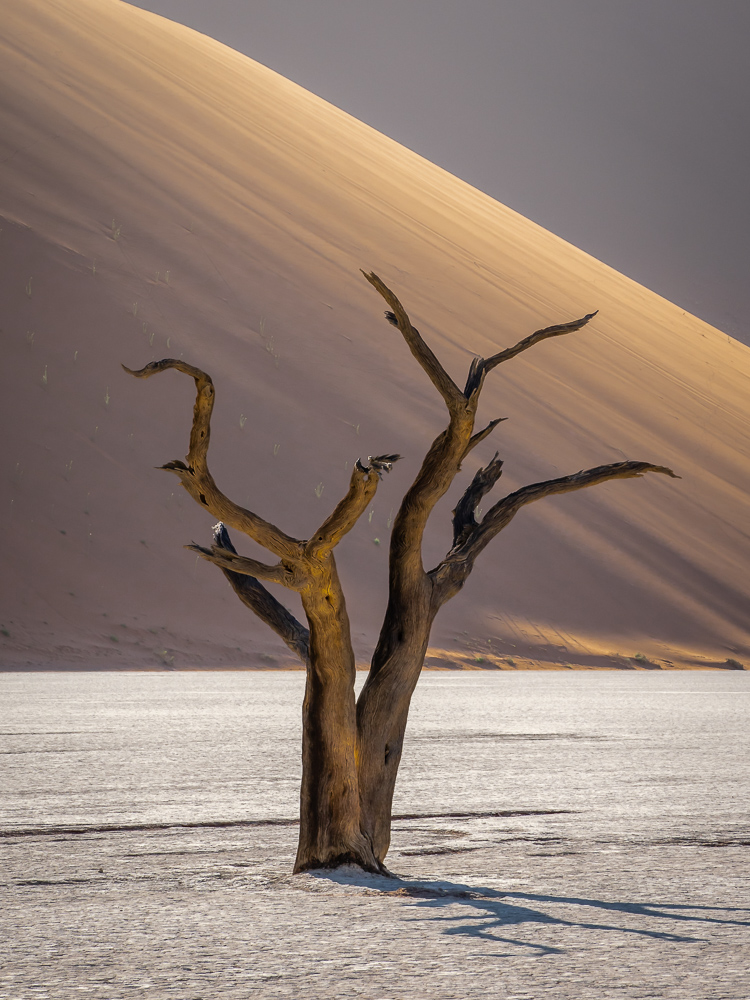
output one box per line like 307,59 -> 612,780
123,359 -> 300,559
387,416 -> 468,585
123,358 -> 214,465
485,312 -> 598,371
452,453 -> 504,548
362,272 -> 463,410
306,455 -> 401,559
360,271 -> 483,596
356,276 -> 479,606
434,461 -> 678,599
207,523 -> 309,664
463,312 -> 598,397
461,417 -> 507,461
187,542 -> 295,586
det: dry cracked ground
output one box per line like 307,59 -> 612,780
2,812 -> 748,999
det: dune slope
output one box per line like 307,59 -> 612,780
1,0 -> 749,670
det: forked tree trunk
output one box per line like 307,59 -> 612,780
125,272 -> 676,872
294,560 -> 382,872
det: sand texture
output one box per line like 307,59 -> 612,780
1,0 -> 749,670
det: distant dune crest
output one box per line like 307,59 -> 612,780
0,0 -> 748,670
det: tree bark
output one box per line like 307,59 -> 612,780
352,276 -> 676,867
124,354 -> 399,870
205,522 -> 310,664
125,274 -> 677,874
356,589 -> 436,861
294,556 -> 383,872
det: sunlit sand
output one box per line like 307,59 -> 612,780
1,0 -> 748,672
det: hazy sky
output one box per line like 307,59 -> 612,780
127,1 -> 750,343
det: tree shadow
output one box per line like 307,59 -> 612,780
311,867 -> 750,957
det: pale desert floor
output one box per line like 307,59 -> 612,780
3,0 -> 750,674
2,671 -> 748,999
3,825 -> 749,1000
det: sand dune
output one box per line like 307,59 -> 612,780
1,0 -> 748,670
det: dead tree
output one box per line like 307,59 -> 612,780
124,272 -> 676,873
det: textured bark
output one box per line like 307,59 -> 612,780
452,454 -> 505,549
122,360 -> 300,559
125,273 -> 677,873
432,459 -> 678,607
204,522 -> 310,664
356,593 -> 436,860
352,277 -> 675,862
124,357 -> 394,872
295,557 -> 383,873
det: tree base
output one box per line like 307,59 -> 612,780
293,851 -> 393,877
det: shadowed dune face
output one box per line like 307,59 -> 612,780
1,0 -> 749,670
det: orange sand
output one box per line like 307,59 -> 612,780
1,0 -> 748,670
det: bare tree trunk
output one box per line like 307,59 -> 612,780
356,599 -> 435,861
294,558 -> 383,872
352,273 -> 676,868
125,273 -> 677,875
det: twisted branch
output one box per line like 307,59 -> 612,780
432,460 -> 679,602
198,524 -> 310,663
186,543 -> 294,585
123,359 -> 300,559
452,453 -> 504,549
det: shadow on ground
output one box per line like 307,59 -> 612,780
311,867 -> 750,957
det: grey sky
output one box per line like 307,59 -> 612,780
126,1 -> 750,343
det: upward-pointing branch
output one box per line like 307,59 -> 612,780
122,359 -> 300,560
360,275 -> 477,594
461,417 -> 507,461
306,455 -> 401,560
452,453 -> 504,549
432,460 -> 679,604
362,271 -> 463,411
463,312 -> 598,397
